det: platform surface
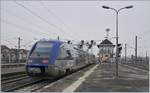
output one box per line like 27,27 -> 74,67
75,63 -> 149,92
39,63 -> 149,92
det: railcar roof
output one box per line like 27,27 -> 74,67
37,40 -> 63,44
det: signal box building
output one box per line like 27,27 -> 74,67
98,39 -> 115,63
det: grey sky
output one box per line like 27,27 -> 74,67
1,1 -> 150,57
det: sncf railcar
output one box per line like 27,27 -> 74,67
26,40 -> 95,78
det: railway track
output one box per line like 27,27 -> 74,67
15,79 -> 54,92
1,64 -> 95,92
1,72 -> 26,80
14,65 -> 95,92
1,76 -> 44,92
122,63 -> 149,71
1,71 -> 71,92
2,74 -> 28,84
130,64 -> 149,71
2,75 -> 29,84
2,75 -> 64,92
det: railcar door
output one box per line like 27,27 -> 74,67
55,46 -> 74,71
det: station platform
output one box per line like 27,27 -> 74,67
1,65 -> 25,75
38,63 -> 149,92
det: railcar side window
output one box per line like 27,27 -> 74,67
66,50 -> 73,59
57,47 -> 67,59
66,50 -> 71,57
56,47 -> 73,60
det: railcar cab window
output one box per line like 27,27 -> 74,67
66,50 -> 72,59
30,42 -> 53,59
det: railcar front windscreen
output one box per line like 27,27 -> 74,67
30,42 -> 53,59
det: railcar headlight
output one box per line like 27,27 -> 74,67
28,60 -> 32,63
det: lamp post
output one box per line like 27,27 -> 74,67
102,5 -> 133,77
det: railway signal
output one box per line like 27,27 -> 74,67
81,40 -> 84,45
97,45 -> 100,48
117,43 -> 122,57
79,40 -> 84,49
88,44 -> 92,49
67,40 -> 71,44
90,40 -> 94,45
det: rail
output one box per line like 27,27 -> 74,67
1,63 -> 26,68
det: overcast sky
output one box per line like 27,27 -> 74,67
1,1 -> 150,57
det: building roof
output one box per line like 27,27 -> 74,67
10,48 -> 17,53
1,45 -> 10,50
100,39 -> 113,45
20,49 -> 28,54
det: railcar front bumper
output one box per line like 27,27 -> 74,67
26,65 -> 65,77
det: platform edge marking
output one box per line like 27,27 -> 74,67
62,64 -> 99,92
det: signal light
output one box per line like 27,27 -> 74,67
79,45 -> 83,49
81,40 -> 84,45
117,44 -> 121,46
91,40 -> 94,44
67,40 -> 71,44
88,44 -> 92,49
97,45 -> 100,48
102,6 -> 110,9
117,43 -> 122,57
125,5 -> 133,9
28,60 -> 32,63
86,42 -> 89,46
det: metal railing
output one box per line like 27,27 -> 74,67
1,59 -> 26,64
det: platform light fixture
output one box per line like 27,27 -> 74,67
102,5 -> 133,78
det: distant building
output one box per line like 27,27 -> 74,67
1,45 -> 10,63
1,45 -> 29,63
19,49 -> 28,60
98,39 -> 115,63
9,49 -> 17,62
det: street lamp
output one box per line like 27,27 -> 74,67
102,5 -> 133,77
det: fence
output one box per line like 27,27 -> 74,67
1,59 -> 26,64
120,57 -> 149,65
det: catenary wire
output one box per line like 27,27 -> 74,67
39,1 -> 80,40
14,1 -> 75,40
1,19 -> 47,36
2,8 -> 58,38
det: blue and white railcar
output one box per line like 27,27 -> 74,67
26,40 -> 95,78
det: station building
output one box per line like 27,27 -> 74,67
98,39 -> 115,63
